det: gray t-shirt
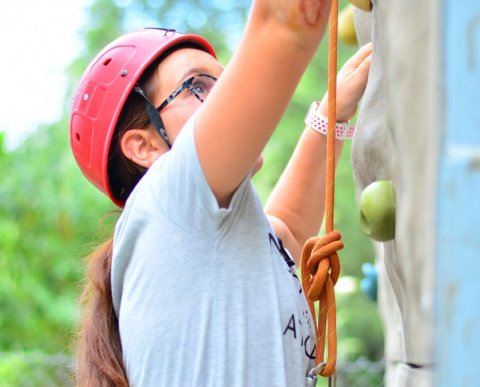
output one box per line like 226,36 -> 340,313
111,115 -> 316,386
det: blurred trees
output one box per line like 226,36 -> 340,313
0,0 -> 382,385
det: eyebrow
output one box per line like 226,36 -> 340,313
176,66 -> 212,85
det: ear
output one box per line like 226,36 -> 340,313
120,129 -> 165,168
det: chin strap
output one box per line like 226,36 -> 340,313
302,0 -> 344,381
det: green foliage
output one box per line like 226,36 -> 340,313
0,119 -> 117,355
0,0 -> 382,383
0,132 -> 5,159
130,0 -> 250,56
0,351 -> 73,386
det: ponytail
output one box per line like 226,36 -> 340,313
76,238 -> 129,387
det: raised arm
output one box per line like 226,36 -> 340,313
195,0 -> 332,207
266,43 -> 372,263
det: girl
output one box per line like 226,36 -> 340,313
70,2 -> 371,386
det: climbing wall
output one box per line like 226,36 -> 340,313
349,0 -> 441,385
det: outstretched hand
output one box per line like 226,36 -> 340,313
319,42 -> 372,122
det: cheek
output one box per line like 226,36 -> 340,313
161,104 -> 200,143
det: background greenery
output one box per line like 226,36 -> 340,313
0,0 -> 383,385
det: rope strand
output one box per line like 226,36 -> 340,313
326,0 -> 338,234
301,0 -> 342,379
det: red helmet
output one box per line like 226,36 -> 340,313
70,28 -> 216,207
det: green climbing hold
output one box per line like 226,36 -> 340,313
359,180 -> 396,242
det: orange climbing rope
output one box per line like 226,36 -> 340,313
301,0 -> 343,379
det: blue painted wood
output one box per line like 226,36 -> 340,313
437,1 -> 480,385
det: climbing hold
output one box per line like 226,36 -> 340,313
359,180 -> 396,241
360,262 -> 378,302
348,0 -> 373,12
338,5 -> 358,46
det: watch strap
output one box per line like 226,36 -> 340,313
304,101 -> 355,140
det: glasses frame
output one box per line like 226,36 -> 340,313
133,73 -> 217,149
155,73 -> 217,112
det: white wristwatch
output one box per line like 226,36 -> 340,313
304,101 -> 355,140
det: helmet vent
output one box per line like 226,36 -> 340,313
103,58 -> 112,66
75,132 -> 81,143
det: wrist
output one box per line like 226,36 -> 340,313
304,101 -> 355,140
318,99 -> 354,122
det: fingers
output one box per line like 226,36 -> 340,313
341,44 -> 372,82
342,42 -> 373,71
358,42 -> 373,57
358,51 -> 372,73
316,43 -> 372,121
353,42 -> 373,64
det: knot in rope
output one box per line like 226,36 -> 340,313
302,0 -> 342,380
301,230 -> 344,377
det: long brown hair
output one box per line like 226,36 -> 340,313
76,43 -> 208,386
76,238 -> 128,386
76,58 -> 160,387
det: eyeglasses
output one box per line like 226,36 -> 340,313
156,73 -> 217,112
134,73 -> 217,149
